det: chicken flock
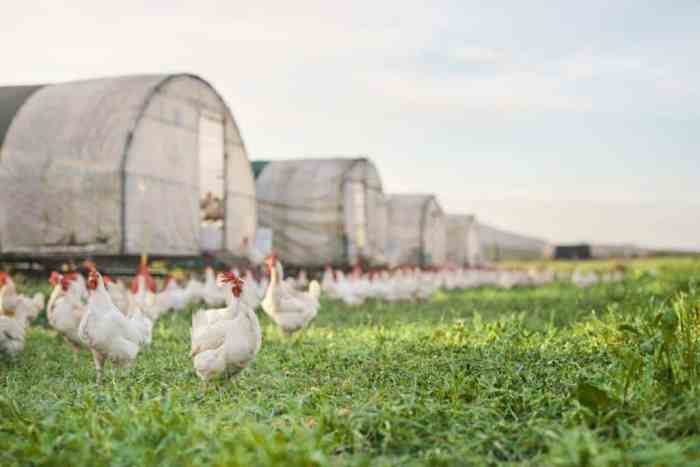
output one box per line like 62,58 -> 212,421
0,259 -> 623,382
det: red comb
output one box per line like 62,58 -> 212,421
131,264 -> 156,293
219,272 -> 244,298
49,271 -> 63,286
0,272 -> 8,286
61,273 -> 78,292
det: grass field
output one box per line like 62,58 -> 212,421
1,258 -> 700,466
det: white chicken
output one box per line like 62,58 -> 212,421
81,262 -> 126,314
184,276 -> 205,304
71,272 -> 90,301
294,269 -> 309,291
368,270 -> 394,301
156,275 -> 193,312
261,255 -> 321,336
127,304 -> 153,346
202,267 -> 227,307
0,272 -> 45,324
243,270 -> 267,305
190,272 -> 262,381
572,269 -> 599,289
46,272 -> 86,352
79,271 -> 149,383
345,266 -> 372,303
393,268 -> 418,302
105,277 -> 129,317
0,312 -> 27,358
333,270 -> 365,306
129,262 -> 157,313
0,272 -> 31,358
415,270 -> 440,301
321,266 -> 339,299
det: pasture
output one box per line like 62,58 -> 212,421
1,257 -> 700,466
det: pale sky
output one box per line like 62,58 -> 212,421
3,1 -> 699,250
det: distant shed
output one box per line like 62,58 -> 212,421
552,244 -> 592,260
446,214 -> 484,267
254,157 -> 387,267
478,223 -> 548,261
0,74 -> 256,259
386,194 -> 446,267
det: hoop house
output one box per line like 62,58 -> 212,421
446,214 -> 484,267
478,223 -> 547,261
0,74 -> 256,257
254,158 -> 387,267
386,194 -> 446,267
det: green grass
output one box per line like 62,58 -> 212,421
1,257 -> 700,466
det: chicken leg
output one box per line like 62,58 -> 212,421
92,350 -> 106,384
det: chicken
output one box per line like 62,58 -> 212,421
261,255 -> 321,336
129,262 -> 157,312
368,270 -> 394,300
202,267 -> 227,307
0,272 -> 30,358
71,272 -> 90,302
157,275 -> 193,312
81,264 -> 129,311
190,272 -> 262,381
497,271 -> 518,290
47,272 -> 86,351
415,270 -> 440,301
105,277 -> 129,317
341,270 -> 364,305
0,313 -> 27,358
572,269 -> 598,288
201,191 -> 224,221
390,268 -> 417,302
321,266 -> 339,299
184,276 -> 205,304
79,271 -> 149,383
0,272 -> 45,324
295,269 -> 309,290
243,270 -> 267,306
228,270 -> 264,311
346,266 -> 372,303
127,303 -> 153,346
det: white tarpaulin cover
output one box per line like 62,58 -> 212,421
255,158 -> 387,267
446,214 -> 484,267
0,74 -> 256,257
386,194 -> 446,267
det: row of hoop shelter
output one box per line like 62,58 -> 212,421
252,158 -> 484,268
0,73 -> 487,268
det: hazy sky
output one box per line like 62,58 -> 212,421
3,1 -> 699,250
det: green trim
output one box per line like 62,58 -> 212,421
251,160 -> 270,179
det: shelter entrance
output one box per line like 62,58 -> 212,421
198,110 -> 225,251
344,181 -> 366,264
